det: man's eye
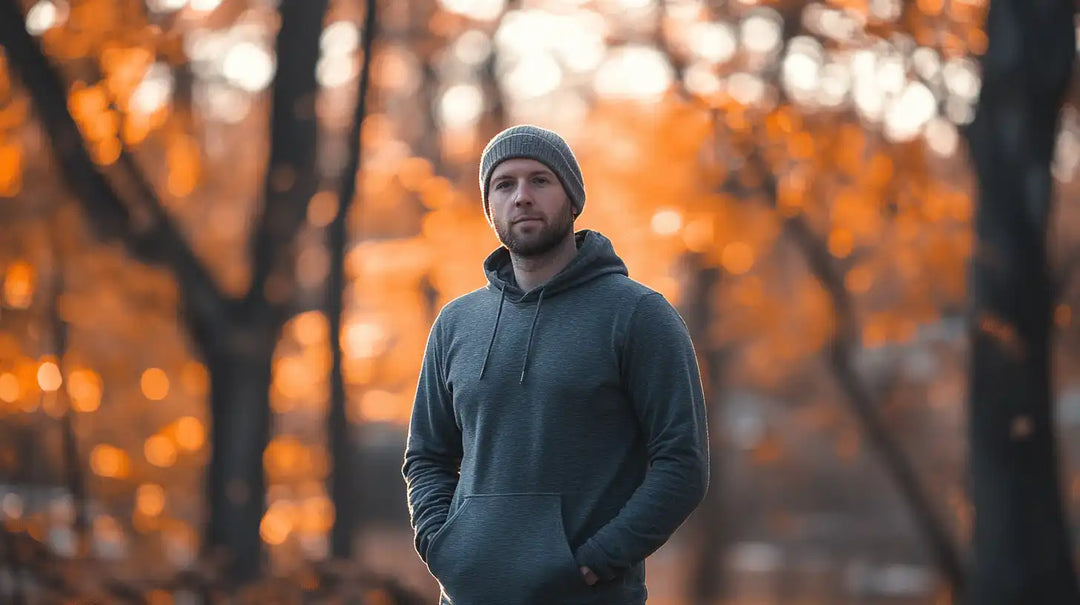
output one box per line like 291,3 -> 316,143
533,177 -> 549,184
494,181 -> 511,190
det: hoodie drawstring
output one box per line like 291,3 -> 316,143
519,287 -> 545,384
478,284 -> 546,384
478,284 -> 506,380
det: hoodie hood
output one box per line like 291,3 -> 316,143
482,230 -> 628,299
478,230 -> 628,383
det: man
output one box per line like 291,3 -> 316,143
403,124 -> 709,604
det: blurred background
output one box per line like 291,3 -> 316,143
0,0 -> 1078,603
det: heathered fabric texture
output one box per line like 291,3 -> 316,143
479,125 -> 586,223
403,230 -> 710,604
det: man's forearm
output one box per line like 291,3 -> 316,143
404,458 -> 460,561
573,455 -> 707,579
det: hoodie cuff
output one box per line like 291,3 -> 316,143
418,510 -> 451,563
573,539 -> 618,582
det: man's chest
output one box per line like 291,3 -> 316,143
443,303 -> 628,425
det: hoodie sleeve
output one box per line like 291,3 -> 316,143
402,315 -> 462,564
574,292 -> 710,581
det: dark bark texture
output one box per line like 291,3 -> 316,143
964,1 -> 1079,603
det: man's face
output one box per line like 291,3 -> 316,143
488,158 -> 575,258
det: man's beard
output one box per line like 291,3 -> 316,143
494,202 -> 575,258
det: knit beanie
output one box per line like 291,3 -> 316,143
478,125 -> 586,223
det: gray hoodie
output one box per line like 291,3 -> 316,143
403,230 -> 709,604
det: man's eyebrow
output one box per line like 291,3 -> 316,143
492,169 -> 555,180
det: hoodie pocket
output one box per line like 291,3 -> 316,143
427,493 -> 584,604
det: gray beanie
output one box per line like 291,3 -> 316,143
479,125 -> 586,223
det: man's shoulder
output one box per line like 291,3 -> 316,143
595,276 -> 688,330
434,286 -> 493,325
593,273 -> 667,306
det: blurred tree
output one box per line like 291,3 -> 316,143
45,219 -> 90,559
765,158 -> 965,594
327,0 -> 376,561
0,0 -> 332,584
652,2 -> 967,595
676,251 -> 732,605
964,0 -> 1080,603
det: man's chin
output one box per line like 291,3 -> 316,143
507,235 -> 559,257
508,244 -> 548,258
497,220 -> 573,257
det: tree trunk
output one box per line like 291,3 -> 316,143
201,319 -> 277,583
327,0 -> 377,560
327,300 -> 352,561
199,0 -> 327,581
677,253 -> 729,605
965,1 -> 1079,603
48,241 -> 89,557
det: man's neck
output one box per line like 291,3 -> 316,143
511,234 -> 579,292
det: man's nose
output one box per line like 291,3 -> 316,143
512,181 -> 533,205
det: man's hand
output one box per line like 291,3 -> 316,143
580,566 -> 599,586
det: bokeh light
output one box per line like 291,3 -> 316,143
175,416 -> 206,451
136,483 -> 166,517
145,435 -> 178,468
90,445 -> 131,479
0,373 -> 20,404
3,262 -> 34,309
67,369 -> 103,412
36,360 -> 62,392
141,368 -> 170,401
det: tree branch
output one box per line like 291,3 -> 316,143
750,150 -> 966,593
655,0 -> 687,92
0,0 -> 229,336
